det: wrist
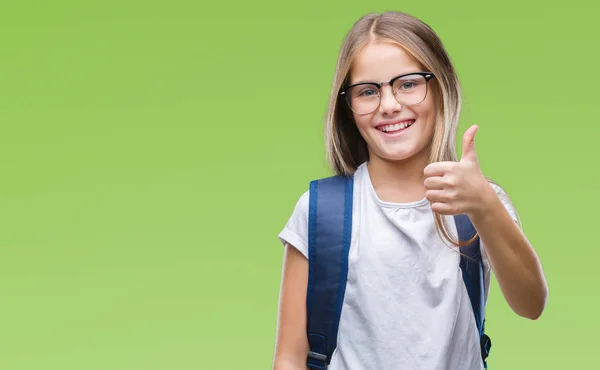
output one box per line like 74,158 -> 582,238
467,181 -> 499,222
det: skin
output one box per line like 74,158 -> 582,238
272,245 -> 309,370
348,40 -> 437,204
272,40 -> 548,370
424,126 -> 548,320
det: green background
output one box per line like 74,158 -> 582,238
1,0 -> 597,369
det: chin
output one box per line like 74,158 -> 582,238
372,149 -> 417,162
369,141 -> 430,163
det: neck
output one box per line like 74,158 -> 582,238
366,149 -> 430,203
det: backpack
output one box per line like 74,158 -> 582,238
305,174 -> 492,369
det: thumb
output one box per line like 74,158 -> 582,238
461,125 -> 479,162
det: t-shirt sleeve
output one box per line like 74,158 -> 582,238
480,182 -> 520,299
278,190 -> 310,259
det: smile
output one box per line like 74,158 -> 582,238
376,119 -> 415,134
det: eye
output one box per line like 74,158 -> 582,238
400,81 -> 417,89
393,74 -> 426,92
359,88 -> 378,97
349,84 -> 379,99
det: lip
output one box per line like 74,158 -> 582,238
375,118 -> 416,138
375,118 -> 416,129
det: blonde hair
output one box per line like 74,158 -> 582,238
324,11 -> 520,247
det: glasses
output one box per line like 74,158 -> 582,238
340,72 -> 435,115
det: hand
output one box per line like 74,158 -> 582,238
424,125 -> 493,217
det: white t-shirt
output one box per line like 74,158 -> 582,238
278,161 -> 518,370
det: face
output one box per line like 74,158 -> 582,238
346,41 -> 437,163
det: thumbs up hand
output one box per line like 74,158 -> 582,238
424,125 -> 494,217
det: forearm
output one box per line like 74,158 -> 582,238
273,358 -> 308,370
469,185 -> 548,319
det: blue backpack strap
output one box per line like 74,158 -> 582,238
454,214 -> 492,368
306,174 -> 354,370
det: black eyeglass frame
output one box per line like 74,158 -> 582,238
339,71 -> 436,114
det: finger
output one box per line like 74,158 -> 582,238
424,161 -> 455,177
425,189 -> 447,203
431,202 -> 455,215
461,125 -> 479,162
424,176 -> 445,190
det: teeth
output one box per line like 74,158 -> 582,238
381,121 -> 414,132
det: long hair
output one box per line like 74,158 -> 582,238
324,11 -> 520,247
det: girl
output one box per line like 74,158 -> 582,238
273,11 -> 548,370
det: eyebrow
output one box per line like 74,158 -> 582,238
350,71 -> 421,85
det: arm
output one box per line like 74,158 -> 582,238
272,243 -> 310,370
424,125 -> 549,320
470,184 -> 549,320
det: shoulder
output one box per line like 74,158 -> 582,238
277,170 -> 363,258
277,190 -> 310,258
295,189 -> 311,217
487,180 -> 519,223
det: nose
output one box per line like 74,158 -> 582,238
378,84 -> 402,115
